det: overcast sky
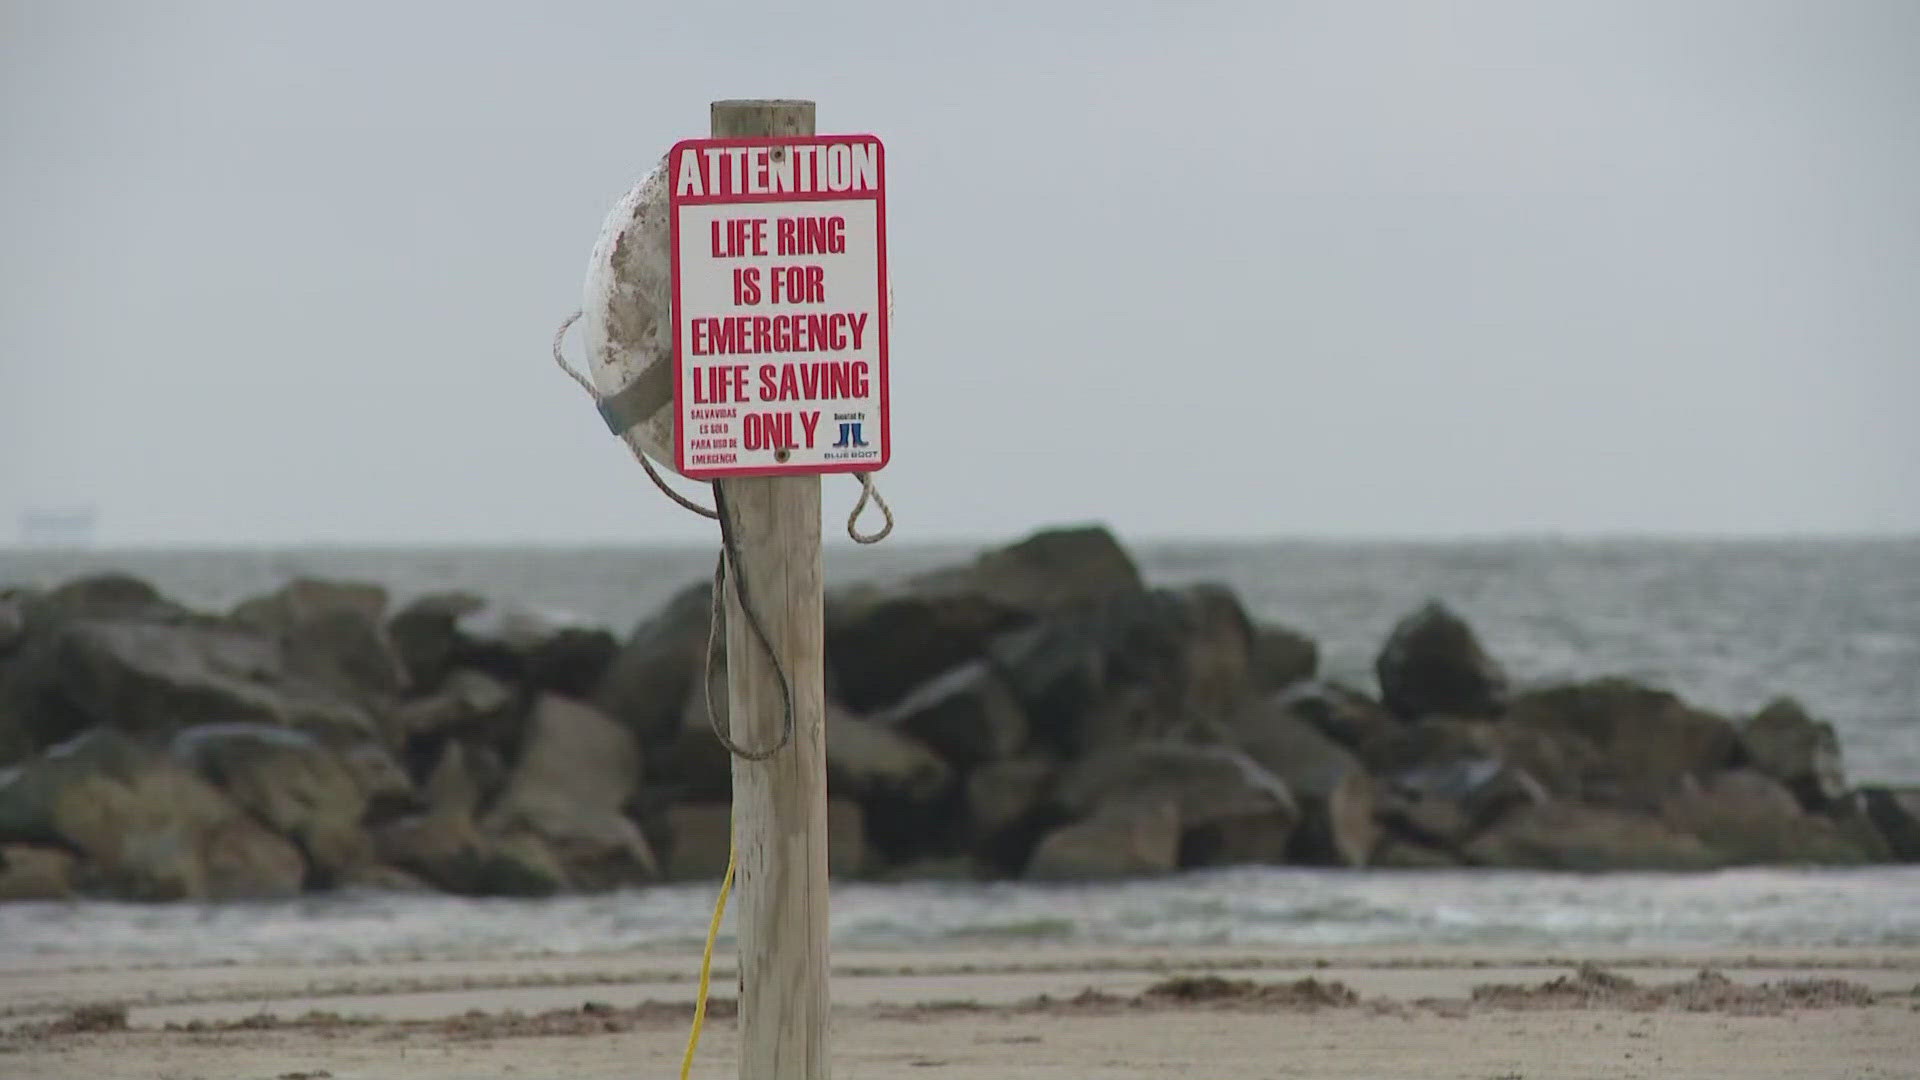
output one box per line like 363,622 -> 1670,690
2,1 -> 1915,546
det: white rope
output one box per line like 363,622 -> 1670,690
848,472 -> 893,544
552,308 -> 718,520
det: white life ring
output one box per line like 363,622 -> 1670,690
581,155 -> 679,471
578,150 -> 894,480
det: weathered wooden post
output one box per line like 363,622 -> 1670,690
576,96 -> 889,1080
713,97 -> 831,1080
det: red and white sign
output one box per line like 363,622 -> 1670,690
668,134 -> 889,478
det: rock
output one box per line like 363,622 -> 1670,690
874,660 -> 1027,768
1505,678 -> 1739,800
593,581 -> 715,750
170,723 -> 374,883
387,668 -> 521,766
1247,621 -> 1317,692
1363,714 -> 1553,854
198,817 -> 311,899
825,706 -> 959,865
826,707 -> 952,804
387,592 -> 487,690
1024,799 -> 1180,881
1859,787 -> 1920,862
452,605 -> 620,699
966,755 -> 1061,873
482,695 -> 656,888
339,742 -> 422,824
0,843 -> 77,900
827,525 -> 1144,712
45,573 -> 181,617
388,590 -> 619,700
827,797 -> 869,878
0,606 -> 377,756
1659,769 -> 1873,865
967,755 -> 1057,838
988,586 -> 1256,756
1055,742 -> 1299,868
877,856 -> 986,883
1230,699 -> 1378,866
0,594 -> 26,654
1270,681 -> 1399,750
1371,838 -> 1462,869
231,578 -> 408,700
0,728 -> 308,899
664,802 -> 731,880
422,740 -> 488,819
1375,601 -> 1508,719
334,861 -> 434,893
1741,698 -> 1847,810
372,802 -> 566,898
1462,802 -> 1720,871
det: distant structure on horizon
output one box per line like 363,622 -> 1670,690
18,505 -> 98,547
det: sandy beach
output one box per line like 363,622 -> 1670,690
3,946 -> 1916,1079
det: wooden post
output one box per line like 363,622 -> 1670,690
715,98 -> 830,1080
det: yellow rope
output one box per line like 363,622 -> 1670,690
679,841 -> 736,1080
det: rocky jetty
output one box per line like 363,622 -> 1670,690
1,526 -> 1912,901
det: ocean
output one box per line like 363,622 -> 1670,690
2,536 -> 1916,963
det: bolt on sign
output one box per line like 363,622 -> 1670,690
669,135 -> 889,478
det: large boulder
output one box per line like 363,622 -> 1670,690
592,581 -> 716,751
1658,769 -> 1874,865
1025,799 -> 1180,881
481,695 -> 657,888
389,591 -> 618,700
967,755 -> 1061,873
826,707 -> 958,865
988,585 -> 1256,756
0,593 -> 27,654
387,591 -> 487,690
0,728 -> 308,899
1462,802 -> 1720,871
1740,698 -> 1848,810
1271,681 -> 1400,751
386,668 -> 521,766
372,743 -> 567,897
0,843 -> 77,900
826,707 -> 952,804
1375,601 -> 1508,720
1229,698 -> 1378,866
827,526 -> 1145,712
0,602 -> 377,758
170,723 -> 380,883
873,660 -> 1027,768
230,578 -> 409,702
1246,621 -> 1318,693
1504,678 -> 1739,801
1859,787 -> 1920,862
1054,742 -> 1299,868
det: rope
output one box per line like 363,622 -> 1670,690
699,483 -> 795,760
678,843 -> 736,1080
848,472 -> 893,544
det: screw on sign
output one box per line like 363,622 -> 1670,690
669,134 -> 889,477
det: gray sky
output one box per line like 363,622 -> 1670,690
3,0 -> 1916,546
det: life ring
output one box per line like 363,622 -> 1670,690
581,155 -> 679,471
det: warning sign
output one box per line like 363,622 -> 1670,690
668,134 -> 889,478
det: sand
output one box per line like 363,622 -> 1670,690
3,946 -> 1917,1079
